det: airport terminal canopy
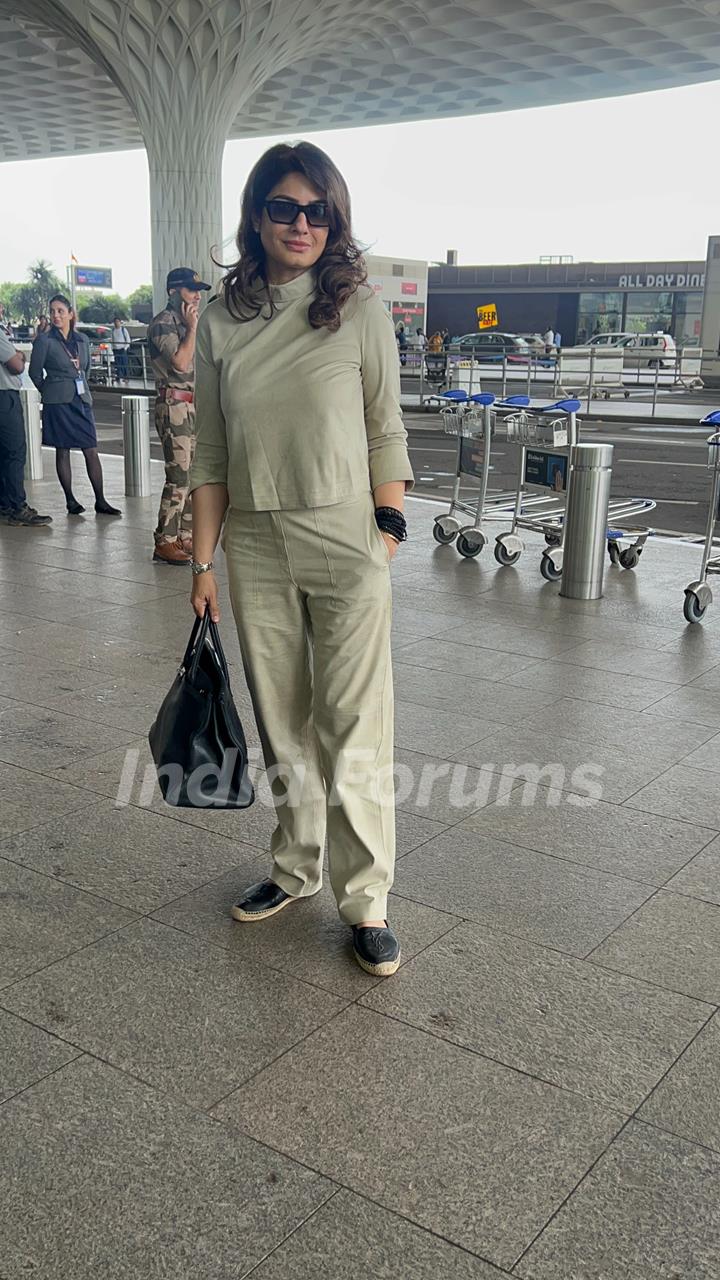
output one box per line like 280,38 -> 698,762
3,0 -> 720,304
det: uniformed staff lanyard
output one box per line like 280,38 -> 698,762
55,329 -> 84,396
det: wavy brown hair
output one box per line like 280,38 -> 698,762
220,142 -> 367,332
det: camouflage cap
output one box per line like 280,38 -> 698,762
166,267 -> 211,292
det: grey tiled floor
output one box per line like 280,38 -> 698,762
2,458 -> 720,1277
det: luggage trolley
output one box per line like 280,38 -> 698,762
683,410 -> 720,624
493,399 -> 657,580
431,391 -> 530,558
493,399 -> 580,580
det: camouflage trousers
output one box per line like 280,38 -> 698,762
154,401 -> 196,545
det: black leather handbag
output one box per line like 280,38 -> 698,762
149,611 -> 255,809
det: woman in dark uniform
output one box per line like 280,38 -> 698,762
29,294 -> 121,516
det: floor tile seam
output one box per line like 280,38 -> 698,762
652,826 -> 720,887
394,652 -> 548,683
206,1001 -> 356,1115
1,972 -> 352,1115
351,998 -> 673,1122
0,702 -> 141,748
215,1110 -> 518,1279
0,791 -> 102,841
0,687 -> 164,735
496,658 -> 683,698
136,801 -> 270,853
0,568 -> 190,605
420,627 -> 587,658
461,760 -> 648,808
387,886 -> 698,979
587,955 -> 720,1006
143,910 -> 371,1004
631,1111 -> 720,1163
239,1186 -> 347,1278
513,1010 -> 720,1269
394,823 -> 454,860
383,894 -> 719,1014
618,761 -> 720,819
508,1115 -> 635,1275
626,1004 -> 720,1133
0,839 -> 268,924
342,1188 -> 516,1276
584,872 -> 720,949
553,692 -> 713,736
405,773 -> 531,816
578,884 -> 666,962
0,1045 -> 86,1110
0,915 -> 145,997
388,689 -> 557,728
0,849 -> 155,920
399,821 -> 670,891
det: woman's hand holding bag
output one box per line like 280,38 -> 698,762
148,606 -> 254,810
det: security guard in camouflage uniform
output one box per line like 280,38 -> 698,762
148,266 -> 211,564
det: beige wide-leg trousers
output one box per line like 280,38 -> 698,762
224,491 -> 395,925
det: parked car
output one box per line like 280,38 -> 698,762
451,332 -> 532,362
582,331 -> 677,368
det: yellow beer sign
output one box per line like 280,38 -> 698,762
476,303 -> 498,330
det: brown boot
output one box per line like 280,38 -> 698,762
153,540 -> 191,566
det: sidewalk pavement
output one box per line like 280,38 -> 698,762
2,455 -> 720,1277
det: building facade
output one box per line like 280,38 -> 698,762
365,256 -> 428,336
427,259 -> 705,346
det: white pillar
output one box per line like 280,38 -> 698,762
701,235 -> 720,386
146,134 -> 224,312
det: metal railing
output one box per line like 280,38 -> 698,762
407,344 -> 709,417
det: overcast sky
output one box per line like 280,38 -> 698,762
2,77 -> 718,296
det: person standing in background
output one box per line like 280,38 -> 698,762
111,316 -> 131,384
148,267 -> 211,565
0,303 -> 13,338
543,325 -> 555,355
28,294 -> 120,517
0,328 -> 52,526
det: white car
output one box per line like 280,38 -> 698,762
583,331 -> 677,368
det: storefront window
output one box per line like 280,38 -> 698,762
576,292 -> 623,344
624,291 -> 672,335
673,291 -> 703,345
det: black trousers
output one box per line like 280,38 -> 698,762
0,389 -> 26,512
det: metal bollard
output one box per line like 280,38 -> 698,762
20,387 -> 43,481
121,395 -> 152,497
560,442 -> 614,601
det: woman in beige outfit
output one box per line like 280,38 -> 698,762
189,141 -> 413,976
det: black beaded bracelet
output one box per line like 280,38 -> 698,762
375,505 -> 408,542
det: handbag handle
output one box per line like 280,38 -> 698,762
182,609 -> 231,685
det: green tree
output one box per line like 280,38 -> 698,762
27,259 -> 65,312
76,292 -> 128,323
126,284 -> 153,318
8,283 -> 42,324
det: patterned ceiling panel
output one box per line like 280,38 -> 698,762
1,0 -> 720,162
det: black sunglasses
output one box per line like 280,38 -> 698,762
263,198 -> 331,228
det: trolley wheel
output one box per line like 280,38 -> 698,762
494,542 -> 521,567
607,540 -> 621,564
540,553 -> 562,582
456,534 -> 483,559
544,531 -> 562,548
433,523 -> 456,545
684,591 -> 707,625
619,547 -> 641,570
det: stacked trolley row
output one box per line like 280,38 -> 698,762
683,410 -> 720,624
431,391 -> 656,579
431,390 -> 531,559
